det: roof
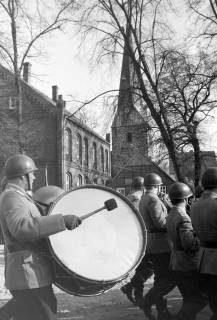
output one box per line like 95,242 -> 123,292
0,63 -> 110,145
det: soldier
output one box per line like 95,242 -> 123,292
121,176 -> 154,305
139,173 -> 175,320
0,154 -> 82,320
0,184 -> 65,320
191,167 -> 217,320
167,182 -> 206,320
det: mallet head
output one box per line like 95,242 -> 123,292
104,198 -> 117,211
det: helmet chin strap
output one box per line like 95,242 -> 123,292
25,173 -> 32,191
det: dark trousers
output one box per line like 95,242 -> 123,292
129,254 -> 154,300
174,270 -> 207,320
143,252 -> 176,308
0,298 -> 16,319
200,273 -> 217,320
10,285 -> 57,320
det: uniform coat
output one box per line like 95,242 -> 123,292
0,183 -> 66,290
139,190 -> 170,253
191,190 -> 217,275
127,189 -> 144,211
166,203 -> 206,320
166,203 -> 202,271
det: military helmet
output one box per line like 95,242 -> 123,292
5,154 -> 38,178
144,173 -> 162,186
132,176 -> 144,189
202,167 -> 217,189
33,185 -> 64,206
168,182 -> 193,200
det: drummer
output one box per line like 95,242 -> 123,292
0,154 -> 82,320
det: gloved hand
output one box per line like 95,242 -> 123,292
63,215 -> 82,230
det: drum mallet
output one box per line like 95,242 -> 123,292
80,198 -> 117,221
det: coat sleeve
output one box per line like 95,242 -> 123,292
179,218 -> 200,252
2,192 -> 66,241
148,196 -> 167,230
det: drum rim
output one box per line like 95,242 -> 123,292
48,184 -> 147,285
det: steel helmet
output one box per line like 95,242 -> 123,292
5,154 -> 38,178
168,182 -> 193,200
132,176 -> 144,189
202,167 -> 217,189
33,185 -> 65,206
144,173 -> 162,186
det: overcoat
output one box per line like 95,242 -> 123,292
139,190 -> 170,253
127,189 -> 144,211
191,190 -> 217,276
166,204 -> 201,271
0,183 -> 66,290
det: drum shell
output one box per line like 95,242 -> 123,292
47,185 -> 147,296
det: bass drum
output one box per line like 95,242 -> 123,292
48,185 -> 146,296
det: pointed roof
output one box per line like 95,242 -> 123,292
112,25 -> 145,128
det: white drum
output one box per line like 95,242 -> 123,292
48,185 -> 146,296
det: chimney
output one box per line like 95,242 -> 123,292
52,85 -> 58,102
23,62 -> 31,83
106,133 -> 110,143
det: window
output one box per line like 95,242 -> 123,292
116,188 -> 126,196
93,178 -> 98,184
9,96 -> 19,110
77,174 -> 83,186
66,172 -> 72,190
84,137 -> 89,167
126,132 -> 132,143
160,185 -> 167,194
84,175 -> 89,184
93,142 -> 97,169
100,146 -> 104,172
105,149 -> 109,173
77,134 -> 82,164
65,128 -> 72,161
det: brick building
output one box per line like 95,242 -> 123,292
0,62 -> 111,192
109,30 -> 174,195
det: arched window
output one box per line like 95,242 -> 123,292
77,133 -> 82,164
84,137 -> 89,167
93,178 -> 98,184
77,174 -> 83,186
84,175 -> 89,184
105,149 -> 109,173
100,146 -> 104,172
66,171 -> 72,190
65,128 -> 72,161
93,142 -> 97,169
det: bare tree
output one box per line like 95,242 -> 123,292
187,0 -> 217,39
70,0 -> 217,185
159,49 -> 217,185
0,0 -> 76,152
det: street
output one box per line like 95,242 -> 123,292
0,248 -> 212,319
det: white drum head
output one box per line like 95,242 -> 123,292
49,186 -> 146,282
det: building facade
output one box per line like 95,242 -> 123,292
0,63 -> 111,192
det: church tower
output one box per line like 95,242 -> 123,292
111,29 -> 149,178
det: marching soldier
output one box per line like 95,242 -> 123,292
0,154 -> 82,320
0,184 -> 65,320
191,167 -> 217,320
166,182 -> 206,320
121,176 -> 154,305
139,173 -> 175,320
